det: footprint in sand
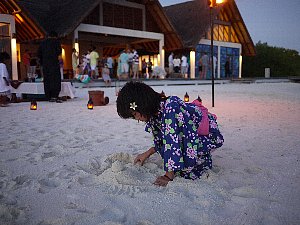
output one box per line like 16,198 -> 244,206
97,207 -> 126,223
0,204 -> 27,224
38,178 -> 60,194
41,151 -> 57,160
12,175 -> 32,189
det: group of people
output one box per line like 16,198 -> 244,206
116,48 -> 140,80
72,47 -> 112,87
168,52 -> 189,78
198,52 -> 217,80
198,52 -> 231,79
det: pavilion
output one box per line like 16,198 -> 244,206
0,0 -> 255,80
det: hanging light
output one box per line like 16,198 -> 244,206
184,92 -> 189,102
30,100 -> 37,110
87,98 -> 94,110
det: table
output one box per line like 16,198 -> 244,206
11,82 -> 76,99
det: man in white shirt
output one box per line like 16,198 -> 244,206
181,54 -> 188,78
173,56 -> 181,73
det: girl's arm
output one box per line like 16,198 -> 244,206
134,147 -> 155,166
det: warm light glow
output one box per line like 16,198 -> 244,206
30,101 -> 37,110
87,104 -> 93,110
190,50 -> 195,79
74,42 -> 79,53
184,92 -> 189,103
61,47 -> 66,64
17,43 -> 21,62
154,55 -> 158,67
216,0 -> 225,4
15,14 -> 24,23
11,37 -> 18,80
87,99 -> 93,109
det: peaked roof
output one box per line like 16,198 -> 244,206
0,0 -> 44,41
15,0 -> 183,51
164,0 -> 255,56
164,0 -> 211,49
16,0 -> 101,37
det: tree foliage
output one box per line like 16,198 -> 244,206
242,42 -> 300,77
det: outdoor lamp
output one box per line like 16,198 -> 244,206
184,92 -> 189,102
87,98 -> 94,110
30,100 -> 37,110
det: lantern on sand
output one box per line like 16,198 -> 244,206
184,92 -> 189,102
30,100 -> 37,110
87,98 -> 94,110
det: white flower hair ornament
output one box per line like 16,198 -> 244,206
129,102 -> 138,111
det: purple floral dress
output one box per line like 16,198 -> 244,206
145,96 -> 224,180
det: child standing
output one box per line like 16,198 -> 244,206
116,81 -> 224,186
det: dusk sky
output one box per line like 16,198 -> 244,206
160,0 -> 300,53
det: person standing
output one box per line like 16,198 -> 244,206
89,46 -> 99,79
127,49 -> 134,78
38,31 -> 63,103
72,48 -> 79,78
106,55 -> 114,77
225,58 -> 231,78
0,52 -> 11,107
119,50 -> 129,79
199,52 -> 209,79
181,54 -> 188,78
212,55 -> 217,78
168,52 -> 174,77
173,56 -> 181,74
132,49 -> 139,79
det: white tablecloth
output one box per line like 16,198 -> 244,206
11,82 -> 76,99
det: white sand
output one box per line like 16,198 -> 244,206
0,82 -> 299,225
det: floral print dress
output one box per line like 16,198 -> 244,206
145,96 -> 224,180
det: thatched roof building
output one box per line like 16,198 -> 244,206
164,0 -> 255,56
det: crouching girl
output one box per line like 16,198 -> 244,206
116,81 -> 224,186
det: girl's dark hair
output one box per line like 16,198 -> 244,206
117,81 -> 163,120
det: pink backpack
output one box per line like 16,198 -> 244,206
191,99 -> 217,136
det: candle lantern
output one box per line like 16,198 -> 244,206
184,92 -> 189,102
197,95 -> 202,103
87,98 -> 94,110
30,100 -> 37,110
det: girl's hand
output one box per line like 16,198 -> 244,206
153,173 -> 174,187
134,152 -> 149,166
134,147 -> 155,166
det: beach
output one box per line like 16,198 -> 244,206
0,82 -> 299,225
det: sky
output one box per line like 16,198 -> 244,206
160,0 -> 300,53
